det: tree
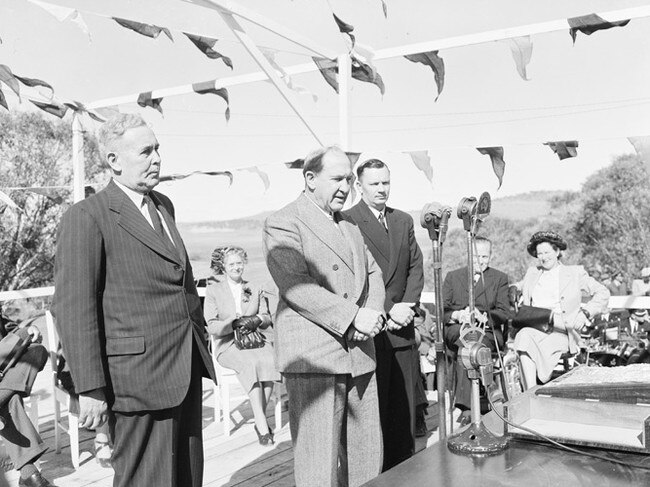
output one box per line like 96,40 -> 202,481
566,154 -> 650,281
0,112 -> 108,291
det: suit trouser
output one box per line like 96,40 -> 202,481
0,345 -> 48,470
284,371 -> 382,487
375,345 -> 417,471
111,346 -> 204,487
444,324 -> 497,410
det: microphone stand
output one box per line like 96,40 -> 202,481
420,203 -> 452,440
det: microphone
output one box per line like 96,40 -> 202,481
420,202 -> 452,242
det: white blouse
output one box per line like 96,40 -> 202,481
531,265 -> 562,315
226,278 -> 243,315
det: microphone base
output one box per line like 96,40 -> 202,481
447,421 -> 509,456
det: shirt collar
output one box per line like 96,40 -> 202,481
305,192 -> 334,221
114,179 -> 146,208
367,205 -> 386,221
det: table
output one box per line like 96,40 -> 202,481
364,438 -> 650,486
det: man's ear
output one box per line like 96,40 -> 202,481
105,152 -> 121,174
304,171 -> 316,191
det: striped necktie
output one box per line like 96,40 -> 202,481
144,194 -> 172,245
378,212 -> 388,232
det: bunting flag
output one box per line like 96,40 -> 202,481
544,141 -> 579,160
333,14 -> 355,49
113,18 -> 173,41
313,57 -> 339,92
30,99 -> 69,118
0,65 -> 21,98
160,170 -> 233,185
346,152 -> 361,167
568,14 -> 630,43
64,101 -> 104,122
0,190 -> 19,210
506,36 -> 533,81
628,136 -> 650,167
313,56 -> 385,95
14,75 -> 53,93
137,91 -> 163,115
285,158 -> 304,169
408,151 -> 433,183
241,167 -> 270,192
477,147 -> 506,189
184,33 -> 233,69
27,0 -> 91,40
192,81 -> 230,121
405,51 -> 445,100
380,0 -> 388,18
0,88 -> 7,110
260,47 -> 317,102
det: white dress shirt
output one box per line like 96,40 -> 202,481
114,179 -> 174,243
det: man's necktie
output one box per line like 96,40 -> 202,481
378,212 -> 388,232
144,194 -> 171,244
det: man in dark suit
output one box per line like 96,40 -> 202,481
442,236 -> 510,421
53,114 -> 215,487
344,159 -> 424,471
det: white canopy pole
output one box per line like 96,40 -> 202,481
86,4 -> 650,110
338,53 -> 351,151
71,112 -> 85,203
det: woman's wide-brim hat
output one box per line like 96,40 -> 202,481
527,231 -> 568,257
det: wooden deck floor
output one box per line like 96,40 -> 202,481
3,362 -> 445,487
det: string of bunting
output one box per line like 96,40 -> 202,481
3,135 -> 650,211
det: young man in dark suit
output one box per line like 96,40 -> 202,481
442,237 -> 510,423
344,159 -> 424,471
54,114 -> 215,487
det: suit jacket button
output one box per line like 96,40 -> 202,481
343,293 -> 348,299
333,264 -> 339,271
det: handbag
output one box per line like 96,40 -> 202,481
233,328 -> 265,350
511,305 -> 553,333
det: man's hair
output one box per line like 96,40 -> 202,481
98,113 -> 148,157
475,236 -> 492,251
356,158 -> 388,179
302,145 -> 346,176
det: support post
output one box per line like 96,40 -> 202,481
71,113 -> 85,203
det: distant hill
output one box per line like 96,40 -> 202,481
179,190 -> 563,234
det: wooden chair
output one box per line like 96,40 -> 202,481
44,311 -> 80,469
209,336 -> 284,437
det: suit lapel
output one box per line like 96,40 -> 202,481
154,193 -> 187,268
297,194 -> 353,271
107,181 -> 181,265
339,219 -> 365,299
355,201 -> 390,265
385,207 -> 403,284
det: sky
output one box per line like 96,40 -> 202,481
1,0 -> 650,221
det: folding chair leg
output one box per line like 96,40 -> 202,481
68,413 -> 80,470
221,383 -> 231,437
213,382 -> 220,424
53,400 -> 62,454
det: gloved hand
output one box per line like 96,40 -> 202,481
232,315 -> 262,333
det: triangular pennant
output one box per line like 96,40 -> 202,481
544,141 -> 579,160
506,36 -> 533,81
0,190 -> 20,210
160,170 -> 233,185
568,14 -> 630,43
346,152 -> 361,167
405,51 -> 445,100
285,158 -> 304,169
137,91 -> 163,115
113,18 -> 173,41
477,147 -> 506,189
192,81 -> 230,121
351,55 -> 385,95
30,99 -> 69,118
313,57 -> 339,93
408,151 -> 433,183
0,65 -> 20,98
242,166 -> 270,192
27,0 -> 91,40
628,136 -> 650,167
14,75 -> 54,93
184,33 -> 233,69
261,47 -> 317,102
333,14 -> 355,48
0,87 -> 7,110
64,101 -> 105,122
380,0 -> 388,18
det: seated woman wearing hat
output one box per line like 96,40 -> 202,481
515,231 -> 610,389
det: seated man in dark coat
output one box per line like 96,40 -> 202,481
442,237 -> 510,423
0,308 -> 51,487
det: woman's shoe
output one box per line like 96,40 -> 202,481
254,425 -> 274,446
94,439 -> 113,468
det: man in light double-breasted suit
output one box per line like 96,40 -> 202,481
54,114 -> 215,487
263,146 -> 386,486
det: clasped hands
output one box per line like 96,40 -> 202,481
232,315 -> 262,334
450,307 -> 488,325
349,302 -> 415,342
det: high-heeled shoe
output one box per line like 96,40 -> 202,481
254,425 -> 274,446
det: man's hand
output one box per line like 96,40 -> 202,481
353,308 -> 383,338
25,325 -> 42,344
388,303 -> 415,327
347,327 -> 369,342
79,388 -> 108,430
387,318 -> 403,331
